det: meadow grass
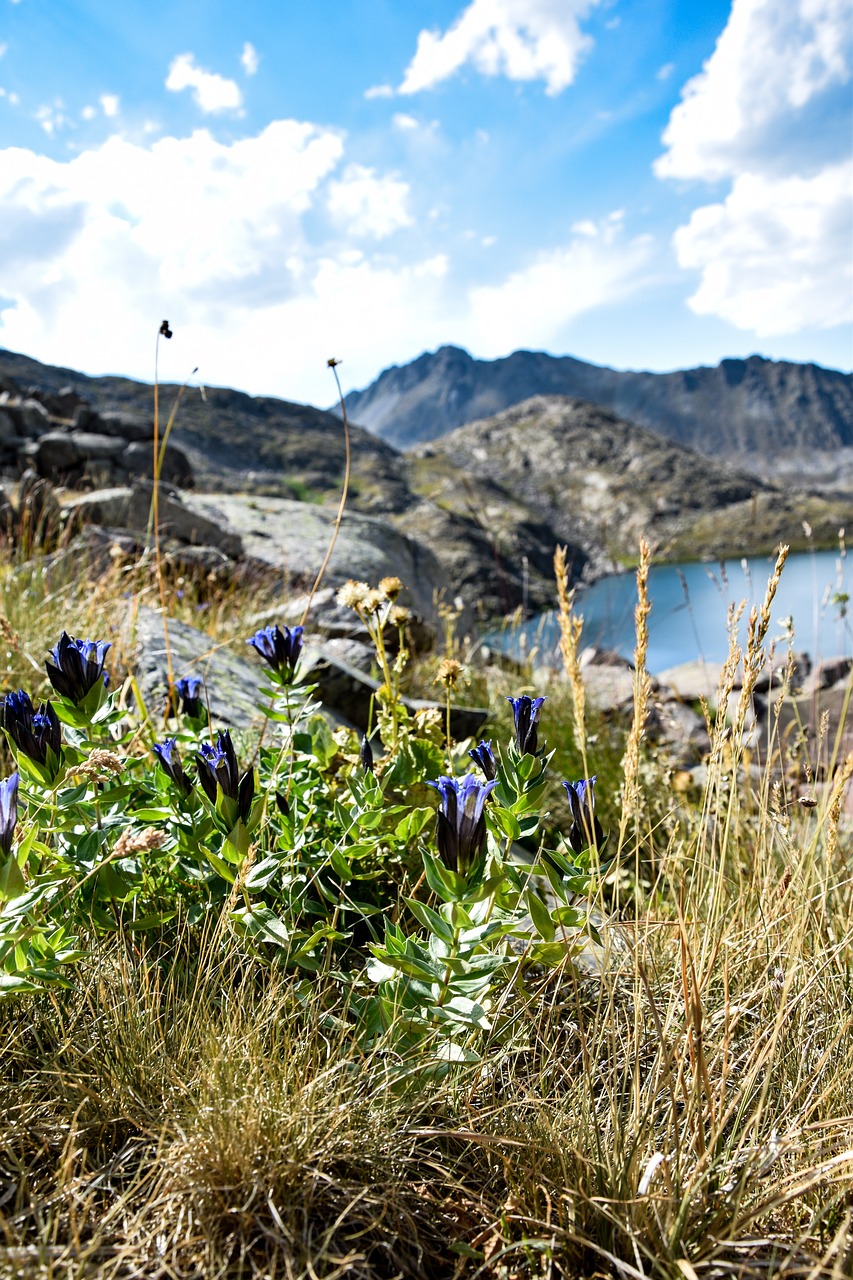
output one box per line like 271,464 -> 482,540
0,529 -> 850,1280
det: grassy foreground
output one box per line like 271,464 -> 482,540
0,536 -> 850,1280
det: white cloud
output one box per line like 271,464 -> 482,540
674,161 -> 853,334
467,213 -> 652,354
0,115 -> 658,405
0,43 -> 7,58
165,53 -> 243,114
99,93 -> 119,118
81,105 -> 97,121
656,0 -> 851,182
398,0 -> 601,96
241,42 -> 259,76
34,100 -> 69,135
657,0 -> 852,338
392,112 -> 419,131
364,84 -> 394,100
656,62 -> 675,81
326,163 -> 413,239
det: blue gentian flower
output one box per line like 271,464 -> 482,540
196,730 -> 254,823
563,776 -> 604,854
507,695 -> 546,756
2,691 -> 61,771
427,772 -> 498,874
0,772 -> 18,857
153,738 -> 192,796
468,739 -> 496,781
46,632 -> 111,706
246,624 -> 304,683
174,675 -> 204,719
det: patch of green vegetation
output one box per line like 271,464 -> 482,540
0,542 -> 849,1278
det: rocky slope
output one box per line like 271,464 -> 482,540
0,347 -> 847,625
405,396 -> 851,609
340,344 -> 853,465
0,347 -> 410,513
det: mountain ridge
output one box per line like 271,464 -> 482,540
340,344 -> 853,461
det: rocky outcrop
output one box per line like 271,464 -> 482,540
0,384 -> 193,489
406,396 -> 850,578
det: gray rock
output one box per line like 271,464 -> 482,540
61,483 -> 243,557
92,411 -> 156,443
0,409 -> 17,444
16,398 -> 51,437
122,439 -> 193,487
183,494 -> 446,626
656,660 -> 728,705
806,656 -> 852,692
132,605 -> 304,731
648,698 -> 710,767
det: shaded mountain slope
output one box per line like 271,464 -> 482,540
342,344 -> 853,460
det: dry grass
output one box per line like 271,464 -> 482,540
0,542 -> 851,1278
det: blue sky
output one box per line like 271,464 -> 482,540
0,0 -> 850,407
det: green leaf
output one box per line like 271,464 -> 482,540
526,888 -> 555,942
488,806 -> 521,841
404,896 -> 455,944
124,912 -> 177,932
421,850 -> 466,902
232,905 -> 291,948
200,846 -> 236,883
395,807 -> 434,843
244,856 -> 282,890
0,854 -> 26,902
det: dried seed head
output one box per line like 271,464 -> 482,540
435,658 -> 465,689
379,576 -> 404,601
77,749 -> 124,782
388,605 -> 411,627
336,580 -> 370,610
362,589 -> 385,616
114,827 -> 167,857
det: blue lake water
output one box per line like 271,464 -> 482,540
494,549 -> 852,674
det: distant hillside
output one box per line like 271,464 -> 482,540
0,347 -> 410,513
341,345 -> 853,460
406,396 -> 851,587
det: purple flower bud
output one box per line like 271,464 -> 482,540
0,772 -> 19,857
46,633 -> 111,706
507,695 -> 546,756
246,624 -> 304,683
359,734 -> 375,773
468,739 -> 496,781
173,675 -> 204,719
196,730 -> 254,822
153,738 -> 192,796
3,690 -> 61,772
427,772 -> 498,875
563,776 -> 604,854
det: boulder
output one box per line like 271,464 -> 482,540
0,409 -> 17,444
182,494 -> 446,628
131,605 -> 353,732
34,386 -> 89,420
5,397 -> 51,439
61,482 -> 243,558
87,410 -> 155,443
122,439 -> 193,487
655,660 -> 728,704
807,656 -> 852,692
